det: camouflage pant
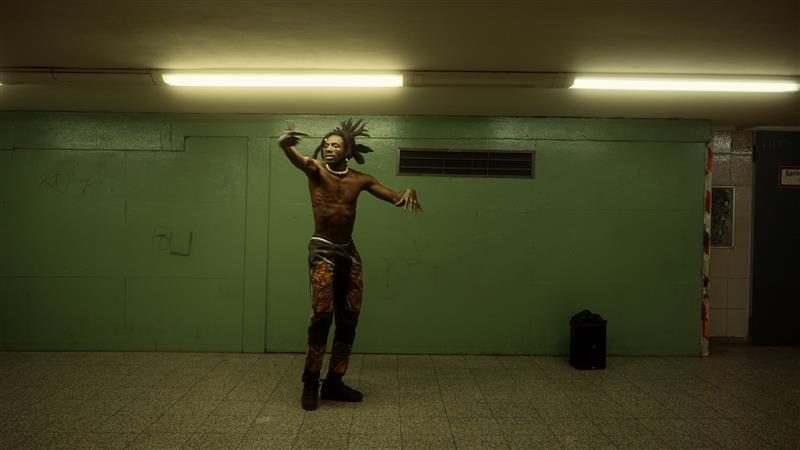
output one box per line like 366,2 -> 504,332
303,236 -> 363,380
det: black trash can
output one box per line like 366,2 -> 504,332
569,309 -> 607,370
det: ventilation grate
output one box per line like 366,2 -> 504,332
398,148 -> 534,178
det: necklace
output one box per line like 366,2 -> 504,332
325,164 -> 349,176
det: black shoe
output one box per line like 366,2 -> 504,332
301,381 -> 319,411
320,379 -> 363,402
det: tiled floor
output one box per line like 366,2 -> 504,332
1,343 -> 799,449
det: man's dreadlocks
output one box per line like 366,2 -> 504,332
313,118 -> 374,164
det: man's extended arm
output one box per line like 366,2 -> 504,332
278,131 -> 318,176
364,175 -> 423,212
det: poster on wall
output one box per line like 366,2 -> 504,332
711,186 -> 735,248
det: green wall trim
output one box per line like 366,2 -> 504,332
1,112 -> 711,144
6,113 -> 173,151
0,112 -> 709,355
242,137 -> 269,352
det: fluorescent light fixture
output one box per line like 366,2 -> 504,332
161,72 -> 404,87
570,75 -> 800,92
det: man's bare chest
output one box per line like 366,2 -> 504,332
310,175 -> 363,205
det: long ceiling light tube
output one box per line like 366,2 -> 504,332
2,69 -> 798,93
160,72 -> 404,88
570,74 -> 800,92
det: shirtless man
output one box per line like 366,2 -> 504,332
278,119 -> 422,411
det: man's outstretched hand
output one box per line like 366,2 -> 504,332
394,188 -> 423,212
278,130 -> 309,149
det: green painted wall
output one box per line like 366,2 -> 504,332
0,113 -> 709,355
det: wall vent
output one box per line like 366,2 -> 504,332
398,148 -> 534,178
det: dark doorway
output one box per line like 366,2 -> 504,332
751,131 -> 800,345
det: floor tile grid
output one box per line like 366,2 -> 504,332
429,357 -> 459,449
6,357 -> 126,448
197,353 -> 298,448
239,353 -> 304,449
258,352 -> 786,449
599,358 -> 773,449
1,354 -> 290,445
681,349 -> 800,443
2,346 -> 800,449
358,353 -> 398,449
500,357 -> 638,448
628,358 -> 800,448
91,353 -> 236,449
469,360 -> 523,448
450,354 -> 788,444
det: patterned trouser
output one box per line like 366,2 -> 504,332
303,236 -> 363,380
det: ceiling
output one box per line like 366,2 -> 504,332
1,0 -> 798,128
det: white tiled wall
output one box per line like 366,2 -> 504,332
709,129 -> 752,338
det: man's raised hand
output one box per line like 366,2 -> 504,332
276,122 -> 316,174
394,188 -> 423,213
278,130 -> 309,150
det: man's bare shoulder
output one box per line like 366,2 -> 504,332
349,168 -> 372,177
306,158 -> 323,175
349,168 -> 377,185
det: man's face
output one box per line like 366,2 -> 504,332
323,135 -> 349,164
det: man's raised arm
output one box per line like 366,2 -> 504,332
278,130 -> 318,176
364,175 -> 423,212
